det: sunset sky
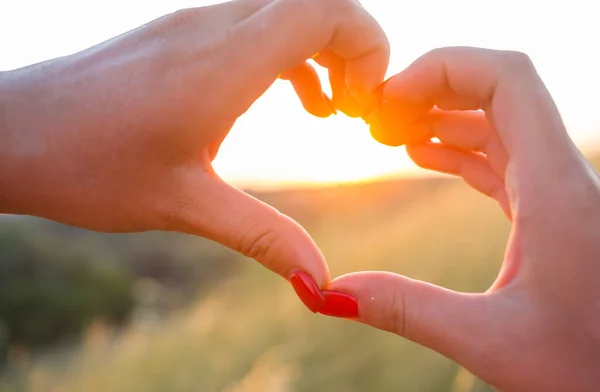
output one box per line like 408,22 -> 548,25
2,0 -> 599,189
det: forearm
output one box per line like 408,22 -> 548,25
0,65 -> 52,216
0,31 -> 180,223
0,70 -> 13,214
0,46 -> 171,226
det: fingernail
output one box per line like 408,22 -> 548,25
342,90 -> 364,118
318,290 -> 359,319
360,80 -> 389,116
290,271 -> 326,313
323,94 -> 337,115
373,79 -> 391,103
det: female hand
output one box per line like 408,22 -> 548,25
0,0 -> 389,306
330,47 -> 600,391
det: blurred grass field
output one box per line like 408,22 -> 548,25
1,152 -> 599,392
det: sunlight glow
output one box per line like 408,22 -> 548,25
211,79 -> 420,189
1,0 -> 599,190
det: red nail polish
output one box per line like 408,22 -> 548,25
318,290 -> 359,319
290,271 -> 326,313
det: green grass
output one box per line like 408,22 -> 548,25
1,152 -> 598,392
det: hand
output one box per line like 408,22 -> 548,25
329,47 -> 600,391
0,0 -> 389,302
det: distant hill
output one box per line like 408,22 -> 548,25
250,151 -> 600,232
249,175 -> 455,229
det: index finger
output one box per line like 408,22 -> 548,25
223,0 -> 390,113
377,47 -> 575,166
322,0 -> 390,108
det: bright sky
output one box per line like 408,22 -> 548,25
1,0 -> 599,190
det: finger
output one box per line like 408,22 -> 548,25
279,62 -> 336,118
416,110 -> 509,180
422,110 -> 492,152
379,47 -> 574,166
328,67 -> 364,118
332,2 -> 390,109
369,99 -> 433,146
406,143 -> 511,218
164,171 -> 331,312
182,0 -> 276,27
312,49 -> 365,118
328,272 -> 495,372
223,0 -> 389,114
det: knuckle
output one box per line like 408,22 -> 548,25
424,46 -> 448,59
322,0 -> 352,11
421,46 -> 461,63
386,289 -> 408,337
418,47 -> 445,66
239,225 -> 279,262
388,282 -> 425,340
314,0 -> 359,22
369,125 -> 404,147
280,0 -> 321,12
148,8 -> 196,37
155,192 -> 196,232
498,50 -> 536,75
234,210 -> 282,265
166,7 -> 199,27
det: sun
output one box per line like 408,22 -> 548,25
286,116 -> 416,184
2,0 -> 600,192
212,82 -> 420,191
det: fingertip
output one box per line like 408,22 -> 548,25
405,142 -> 435,161
278,217 -> 331,286
283,62 -> 336,118
344,43 -> 390,105
182,177 -> 331,291
369,111 -> 405,147
328,271 -> 411,331
348,76 -> 389,115
369,100 -> 434,147
329,271 -> 399,296
289,270 -> 326,313
380,72 -> 403,99
307,93 -> 336,118
331,89 -> 364,118
318,290 -> 359,319
328,271 -> 401,314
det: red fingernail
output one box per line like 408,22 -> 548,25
318,290 -> 359,319
290,271 -> 326,313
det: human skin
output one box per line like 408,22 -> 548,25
0,0 -> 388,295
331,47 -> 600,391
2,1 -> 599,389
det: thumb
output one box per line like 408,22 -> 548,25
167,173 -> 330,312
328,272 -> 495,366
